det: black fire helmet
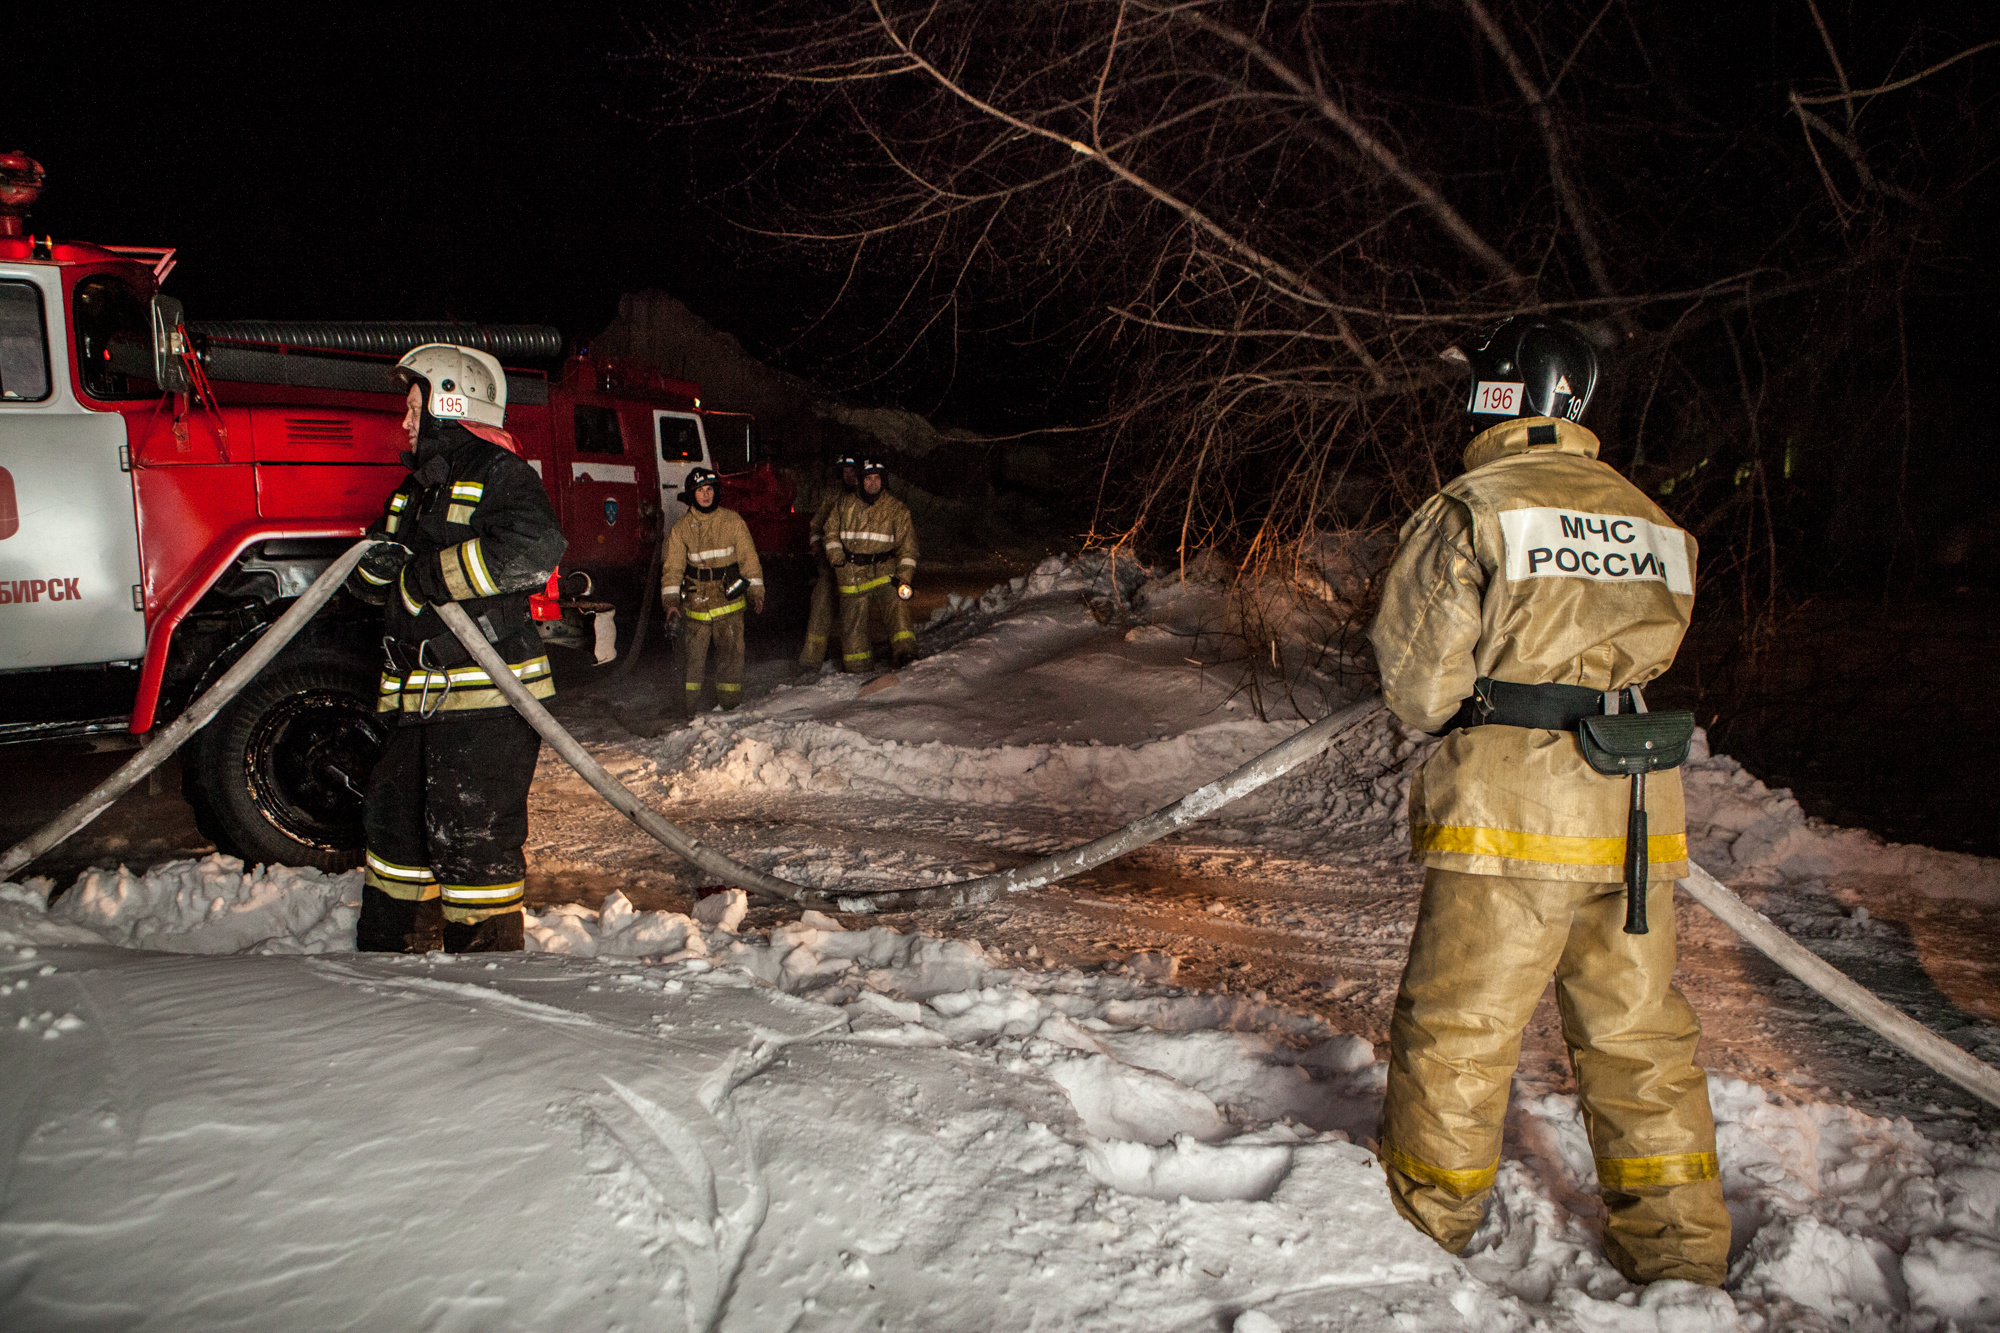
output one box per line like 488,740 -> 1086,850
1443,317 -> 1599,431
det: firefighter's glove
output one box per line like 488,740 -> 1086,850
403,551 -> 455,606
358,542 -> 413,585
751,595 -> 766,615
827,553 -> 847,568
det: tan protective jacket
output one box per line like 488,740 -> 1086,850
1369,417 -> 1698,881
807,490 -> 841,556
823,492 -> 918,592
661,506 -> 763,619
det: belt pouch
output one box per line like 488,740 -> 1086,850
1575,711 -> 1697,934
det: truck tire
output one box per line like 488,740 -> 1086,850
185,648 -> 387,871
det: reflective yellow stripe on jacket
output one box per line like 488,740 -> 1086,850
377,656 -> 554,714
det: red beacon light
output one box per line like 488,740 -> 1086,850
0,151 -> 48,240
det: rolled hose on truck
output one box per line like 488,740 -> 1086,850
3,540 -> 1997,1113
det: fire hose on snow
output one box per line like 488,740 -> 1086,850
2,539 -> 1997,1112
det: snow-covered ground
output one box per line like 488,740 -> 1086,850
4,556 -> 1997,1331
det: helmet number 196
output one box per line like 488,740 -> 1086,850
1474,381 -> 1523,415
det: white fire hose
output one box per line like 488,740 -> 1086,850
0,539 -> 378,885
3,540 -> 1997,1112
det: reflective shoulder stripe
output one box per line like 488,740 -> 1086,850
389,493 -> 409,511
450,481 -> 484,501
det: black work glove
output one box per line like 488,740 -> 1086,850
358,541 -> 412,585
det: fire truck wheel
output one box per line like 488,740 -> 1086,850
185,648 -> 388,872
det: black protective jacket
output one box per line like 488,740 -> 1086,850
346,418 -> 567,723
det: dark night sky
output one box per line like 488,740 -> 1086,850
6,3 -> 758,353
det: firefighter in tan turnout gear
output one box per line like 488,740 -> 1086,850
799,455 -> 860,669
1367,318 -> 1729,1285
824,459 -> 918,670
662,467 -> 764,710
346,344 -> 566,954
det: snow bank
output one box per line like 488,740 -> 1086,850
7,858 -> 1999,1330
526,889 -> 705,958
0,879 -> 103,947
1,854 -> 362,953
1682,733 -> 2000,902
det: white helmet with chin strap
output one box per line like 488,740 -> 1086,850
393,343 -> 508,428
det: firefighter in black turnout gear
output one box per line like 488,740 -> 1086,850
345,344 -> 566,953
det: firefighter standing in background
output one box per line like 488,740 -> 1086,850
799,455 -> 860,670
662,467 -> 764,710
1366,318 -> 1728,1285
823,458 -> 918,670
346,344 -> 566,954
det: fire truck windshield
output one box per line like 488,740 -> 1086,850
0,280 -> 50,402
73,275 -> 160,400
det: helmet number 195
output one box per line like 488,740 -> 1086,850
433,392 -> 469,418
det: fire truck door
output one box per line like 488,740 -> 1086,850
563,403 -> 646,566
655,411 -> 710,528
0,270 -> 146,671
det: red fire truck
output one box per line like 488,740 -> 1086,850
0,153 -> 806,870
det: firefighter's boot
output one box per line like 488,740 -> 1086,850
443,908 -> 525,954
356,886 -> 443,953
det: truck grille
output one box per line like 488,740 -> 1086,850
284,418 -> 355,447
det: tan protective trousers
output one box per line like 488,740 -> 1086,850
682,602 -> 746,710
836,578 -> 915,671
1380,868 -> 1730,1286
800,562 -> 836,667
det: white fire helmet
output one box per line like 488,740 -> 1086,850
393,343 -> 507,428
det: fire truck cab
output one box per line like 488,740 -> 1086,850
0,153 -> 806,870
